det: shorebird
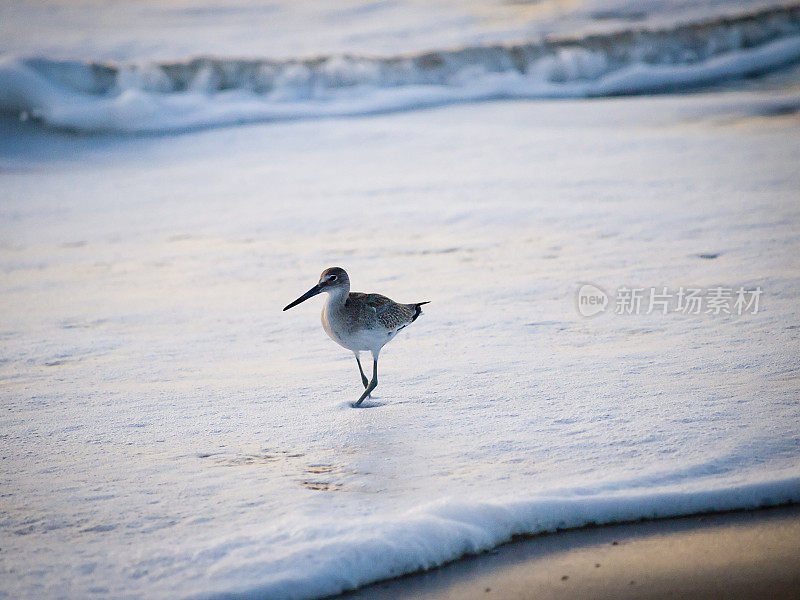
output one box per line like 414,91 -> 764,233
283,267 -> 428,407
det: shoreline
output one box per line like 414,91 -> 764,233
339,504 -> 800,600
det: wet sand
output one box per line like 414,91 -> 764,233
342,505 -> 800,600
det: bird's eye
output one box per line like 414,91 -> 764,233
329,275 -> 337,282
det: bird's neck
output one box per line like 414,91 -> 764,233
325,285 -> 349,308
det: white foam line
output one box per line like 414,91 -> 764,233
187,476 -> 800,600
590,35 -> 800,95
2,31 -> 800,134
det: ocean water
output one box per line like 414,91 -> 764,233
2,2 -> 800,133
1,2 -> 800,599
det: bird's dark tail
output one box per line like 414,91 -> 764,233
411,301 -> 430,322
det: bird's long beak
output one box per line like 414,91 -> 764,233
283,283 -> 323,311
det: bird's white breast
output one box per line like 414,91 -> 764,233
321,303 -> 396,353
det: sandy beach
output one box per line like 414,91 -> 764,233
345,506 -> 800,600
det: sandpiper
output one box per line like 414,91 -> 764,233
283,267 -> 429,407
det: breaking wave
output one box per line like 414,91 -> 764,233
2,4 -> 800,133
191,476 -> 800,600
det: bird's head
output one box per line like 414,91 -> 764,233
283,267 -> 350,311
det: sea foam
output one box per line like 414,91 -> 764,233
2,4 -> 800,133
186,477 -> 800,600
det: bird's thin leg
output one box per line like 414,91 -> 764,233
354,353 -> 369,389
354,358 -> 378,407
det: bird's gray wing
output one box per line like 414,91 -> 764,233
365,293 -> 415,329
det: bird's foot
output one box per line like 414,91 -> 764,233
353,389 -> 375,408
354,374 -> 377,407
